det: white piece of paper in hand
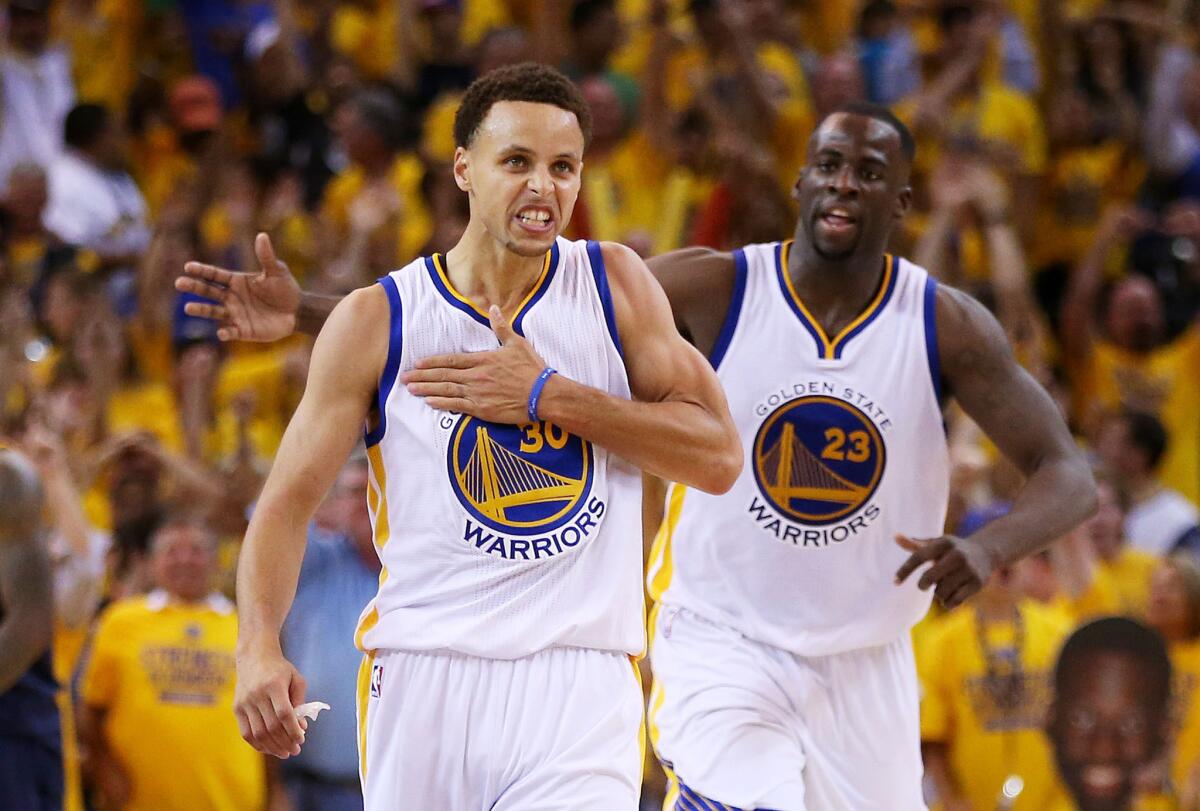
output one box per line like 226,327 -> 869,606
294,701 -> 331,722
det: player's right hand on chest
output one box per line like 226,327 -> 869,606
234,645 -> 308,758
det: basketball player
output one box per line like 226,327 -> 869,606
0,448 -> 62,810
178,104 -> 1095,808
229,63 -> 741,811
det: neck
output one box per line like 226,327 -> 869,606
788,228 -> 888,328
974,591 -> 1018,623
443,219 -> 549,316
1127,474 -> 1159,504
361,151 -> 394,177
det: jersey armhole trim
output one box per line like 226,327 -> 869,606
365,274 -> 403,447
587,240 -> 624,359
709,249 -> 748,370
923,275 -> 943,405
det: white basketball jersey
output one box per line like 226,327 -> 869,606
648,241 -> 949,657
355,237 -> 644,660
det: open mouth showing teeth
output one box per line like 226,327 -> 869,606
517,209 -> 552,225
1080,765 -> 1123,795
821,210 -> 857,225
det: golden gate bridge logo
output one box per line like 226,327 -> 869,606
448,416 -> 593,534
752,396 -> 885,524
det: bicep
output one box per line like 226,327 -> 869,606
939,288 -> 1074,473
613,246 -> 726,408
257,291 -> 386,513
646,247 -> 736,353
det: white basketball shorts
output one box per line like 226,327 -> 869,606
648,605 -> 925,811
355,645 -> 644,810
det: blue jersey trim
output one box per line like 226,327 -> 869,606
586,240 -> 623,357
365,274 -> 403,447
923,274 -> 942,404
709,249 -> 748,370
513,240 -> 561,337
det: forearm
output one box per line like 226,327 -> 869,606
913,208 -> 957,278
42,467 -> 92,559
297,292 -> 341,337
970,453 -> 1096,567
922,743 -> 965,806
0,619 -> 51,693
236,496 -> 310,651
539,375 -> 740,494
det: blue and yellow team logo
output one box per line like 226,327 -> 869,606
447,416 -> 594,535
752,396 -> 886,525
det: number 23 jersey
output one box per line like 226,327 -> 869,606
648,241 -> 950,657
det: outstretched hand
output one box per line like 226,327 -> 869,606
176,233 -> 301,343
894,533 -> 995,609
402,306 -> 550,423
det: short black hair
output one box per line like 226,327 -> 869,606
570,0 -> 615,32
454,62 -> 592,149
64,103 -> 112,151
938,3 -> 976,31
823,101 -> 915,163
1123,409 -> 1169,470
350,87 -> 416,151
1054,617 -> 1171,716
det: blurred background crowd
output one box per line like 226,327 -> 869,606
2,0 -> 1200,809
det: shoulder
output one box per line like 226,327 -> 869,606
94,597 -> 152,634
934,284 -> 1009,364
647,246 -> 737,279
0,449 -> 43,541
1021,598 -> 1073,638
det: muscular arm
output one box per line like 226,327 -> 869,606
0,451 -> 52,694
538,243 -> 742,493
646,246 -> 737,357
939,285 -> 1097,566
235,286 -> 387,758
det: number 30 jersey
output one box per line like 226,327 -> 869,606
647,241 -> 949,657
355,237 -> 645,660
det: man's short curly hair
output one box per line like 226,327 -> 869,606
453,62 -> 592,150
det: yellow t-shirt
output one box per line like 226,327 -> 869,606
1047,563 -> 1124,624
662,41 -> 813,195
1100,547 -> 1160,618
321,153 -> 432,270
1078,331 -> 1200,504
106,381 -> 183,452
918,600 -> 1071,811
1170,639 -> 1200,800
58,0 -> 140,115
80,593 -> 265,811
898,80 -> 1048,177
1031,143 -> 1145,271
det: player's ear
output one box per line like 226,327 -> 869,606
453,147 -> 471,193
791,171 -> 804,202
894,185 -> 912,220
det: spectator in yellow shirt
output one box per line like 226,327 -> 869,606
919,552 -> 1072,809
1145,555 -> 1200,803
320,89 -> 431,288
78,518 -> 268,811
1087,474 -> 1159,618
1062,204 -> 1200,505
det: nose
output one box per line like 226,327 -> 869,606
527,166 -> 553,197
827,164 -> 859,196
1086,726 -> 1122,763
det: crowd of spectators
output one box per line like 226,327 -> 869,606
2,0 -> 1200,808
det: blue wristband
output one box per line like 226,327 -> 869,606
528,367 -> 557,422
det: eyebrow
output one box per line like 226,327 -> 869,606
497,144 -> 581,160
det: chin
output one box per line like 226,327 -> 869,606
506,236 -> 556,258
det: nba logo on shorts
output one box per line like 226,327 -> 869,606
370,663 -> 384,698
